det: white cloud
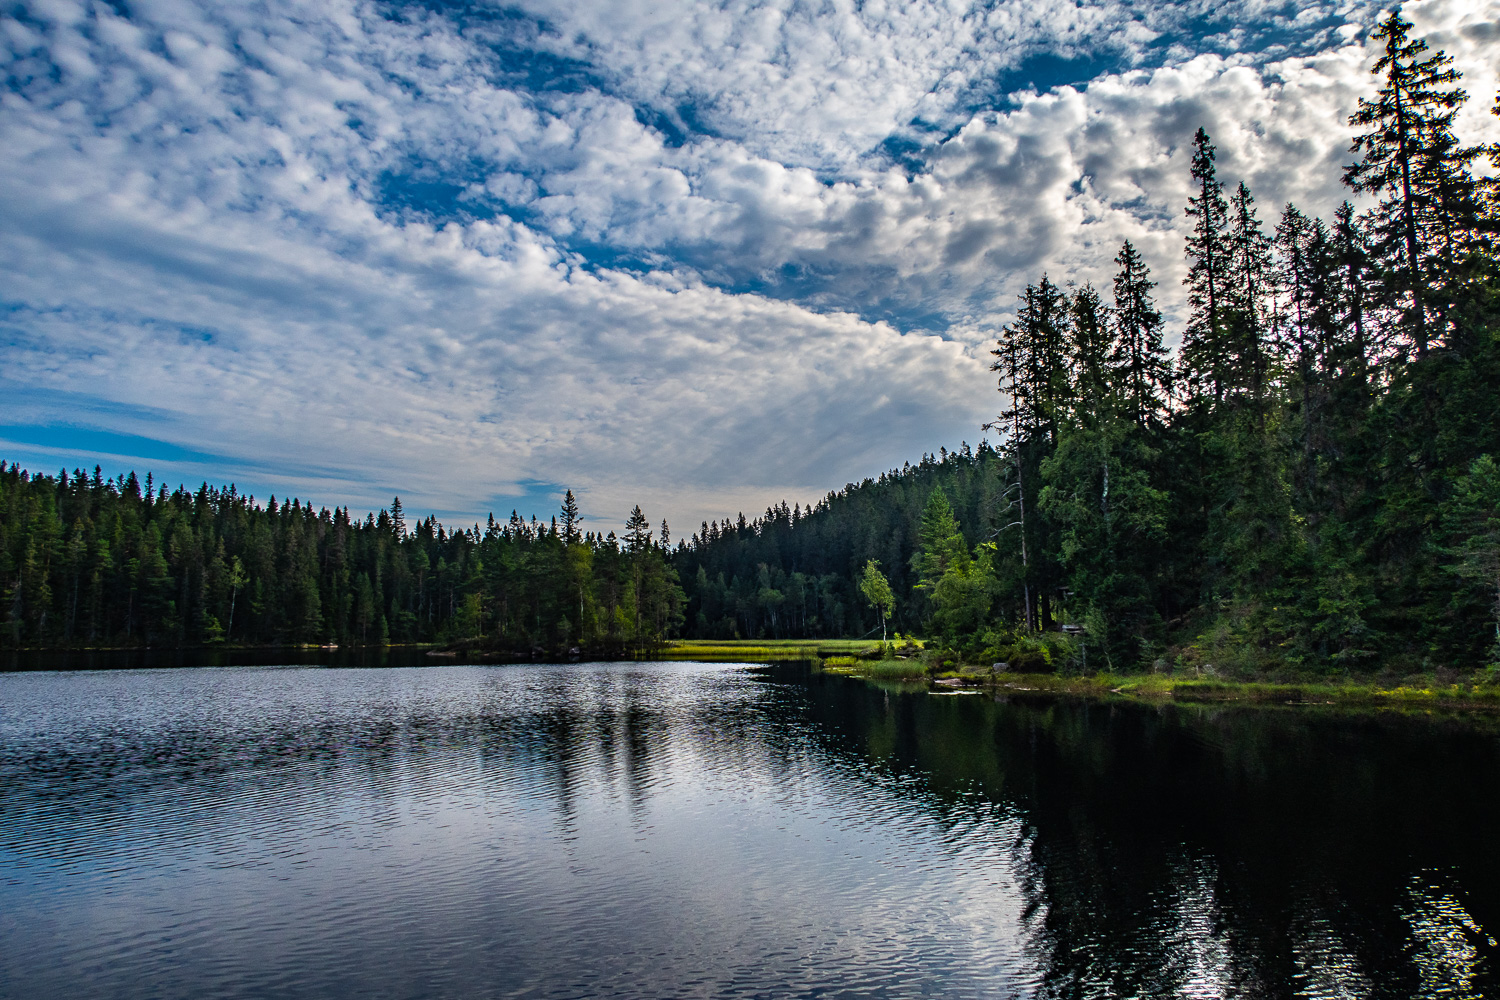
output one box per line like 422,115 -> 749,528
0,0 -> 1496,530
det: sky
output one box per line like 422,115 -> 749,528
2,0 -> 1497,535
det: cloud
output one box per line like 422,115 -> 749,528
0,0 -> 1496,530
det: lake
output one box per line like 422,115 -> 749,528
1,660 -> 1496,998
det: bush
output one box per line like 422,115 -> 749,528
993,639 -> 1055,673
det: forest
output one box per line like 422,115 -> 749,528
0,471 -> 684,655
3,13 -> 1499,673
679,12 -> 1500,674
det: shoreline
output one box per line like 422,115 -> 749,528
6,639 -> 1499,714
828,667 -> 1500,713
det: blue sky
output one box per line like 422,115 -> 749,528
2,0 -> 1497,532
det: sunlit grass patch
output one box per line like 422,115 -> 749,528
860,659 -> 928,679
660,638 -> 921,662
661,642 -> 820,661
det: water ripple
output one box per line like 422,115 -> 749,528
2,662 -> 1497,998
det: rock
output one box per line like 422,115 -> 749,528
992,662 -> 1010,673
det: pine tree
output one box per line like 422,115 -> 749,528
1181,128 -> 1233,402
1330,201 -> 1374,383
1344,10 -> 1474,355
1225,181 -> 1273,407
624,505 -> 652,554
560,490 -> 581,544
390,497 -> 406,538
1110,240 -> 1171,427
1069,284 -> 1113,427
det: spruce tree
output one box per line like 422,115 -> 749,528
1330,201 -> 1374,383
624,505 -> 652,554
560,490 -> 581,544
390,497 -> 406,538
1069,284 -> 1113,427
1344,10 -> 1473,355
1225,181 -> 1273,407
1275,203 -> 1320,383
1110,240 -> 1170,428
913,487 -> 965,593
1181,128 -> 1232,402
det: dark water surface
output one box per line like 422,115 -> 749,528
1,662 -> 1496,999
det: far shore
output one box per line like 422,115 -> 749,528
6,638 -> 1499,714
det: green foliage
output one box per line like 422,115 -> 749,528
673,21 -> 1500,676
673,443 -> 1005,640
0,471 -> 683,653
1445,455 -> 1500,662
858,558 -> 895,643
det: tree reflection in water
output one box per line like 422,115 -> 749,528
0,661 -> 1496,998
788,668 -> 1500,998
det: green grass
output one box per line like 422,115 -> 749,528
659,638 -> 921,662
659,643 -> 819,661
661,642 -> 1500,712
857,659 -> 929,680
984,672 -> 1500,711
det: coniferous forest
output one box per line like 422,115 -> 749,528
680,13 -> 1500,674
0,472 -> 684,655
4,13 -> 1499,672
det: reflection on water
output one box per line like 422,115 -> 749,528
0,662 -> 1497,998
1403,873 -> 1492,999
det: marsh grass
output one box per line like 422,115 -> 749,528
858,659 -> 929,680
660,643 -> 819,661
659,639 -> 919,662
987,672 -> 1500,710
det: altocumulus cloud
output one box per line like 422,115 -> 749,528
0,0 -> 1496,530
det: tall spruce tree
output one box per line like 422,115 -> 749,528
1181,128 -> 1232,402
1110,240 -> 1171,427
560,490 -> 581,544
624,505 -> 652,554
1069,284 -> 1113,427
1344,10 -> 1471,355
1330,201 -> 1374,383
1225,182 -> 1274,408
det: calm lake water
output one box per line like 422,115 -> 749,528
1,661 -> 1496,999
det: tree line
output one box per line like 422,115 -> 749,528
676,12 -> 1500,674
5,12 -> 1498,672
0,467 -> 684,652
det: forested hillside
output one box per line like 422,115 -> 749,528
677,12 -> 1500,673
673,445 -> 1003,641
0,470 -> 683,652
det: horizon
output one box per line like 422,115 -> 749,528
1,438 -> 993,539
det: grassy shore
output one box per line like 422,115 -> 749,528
657,638 -> 903,661
611,639 -> 1500,711
923,670 -> 1500,711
